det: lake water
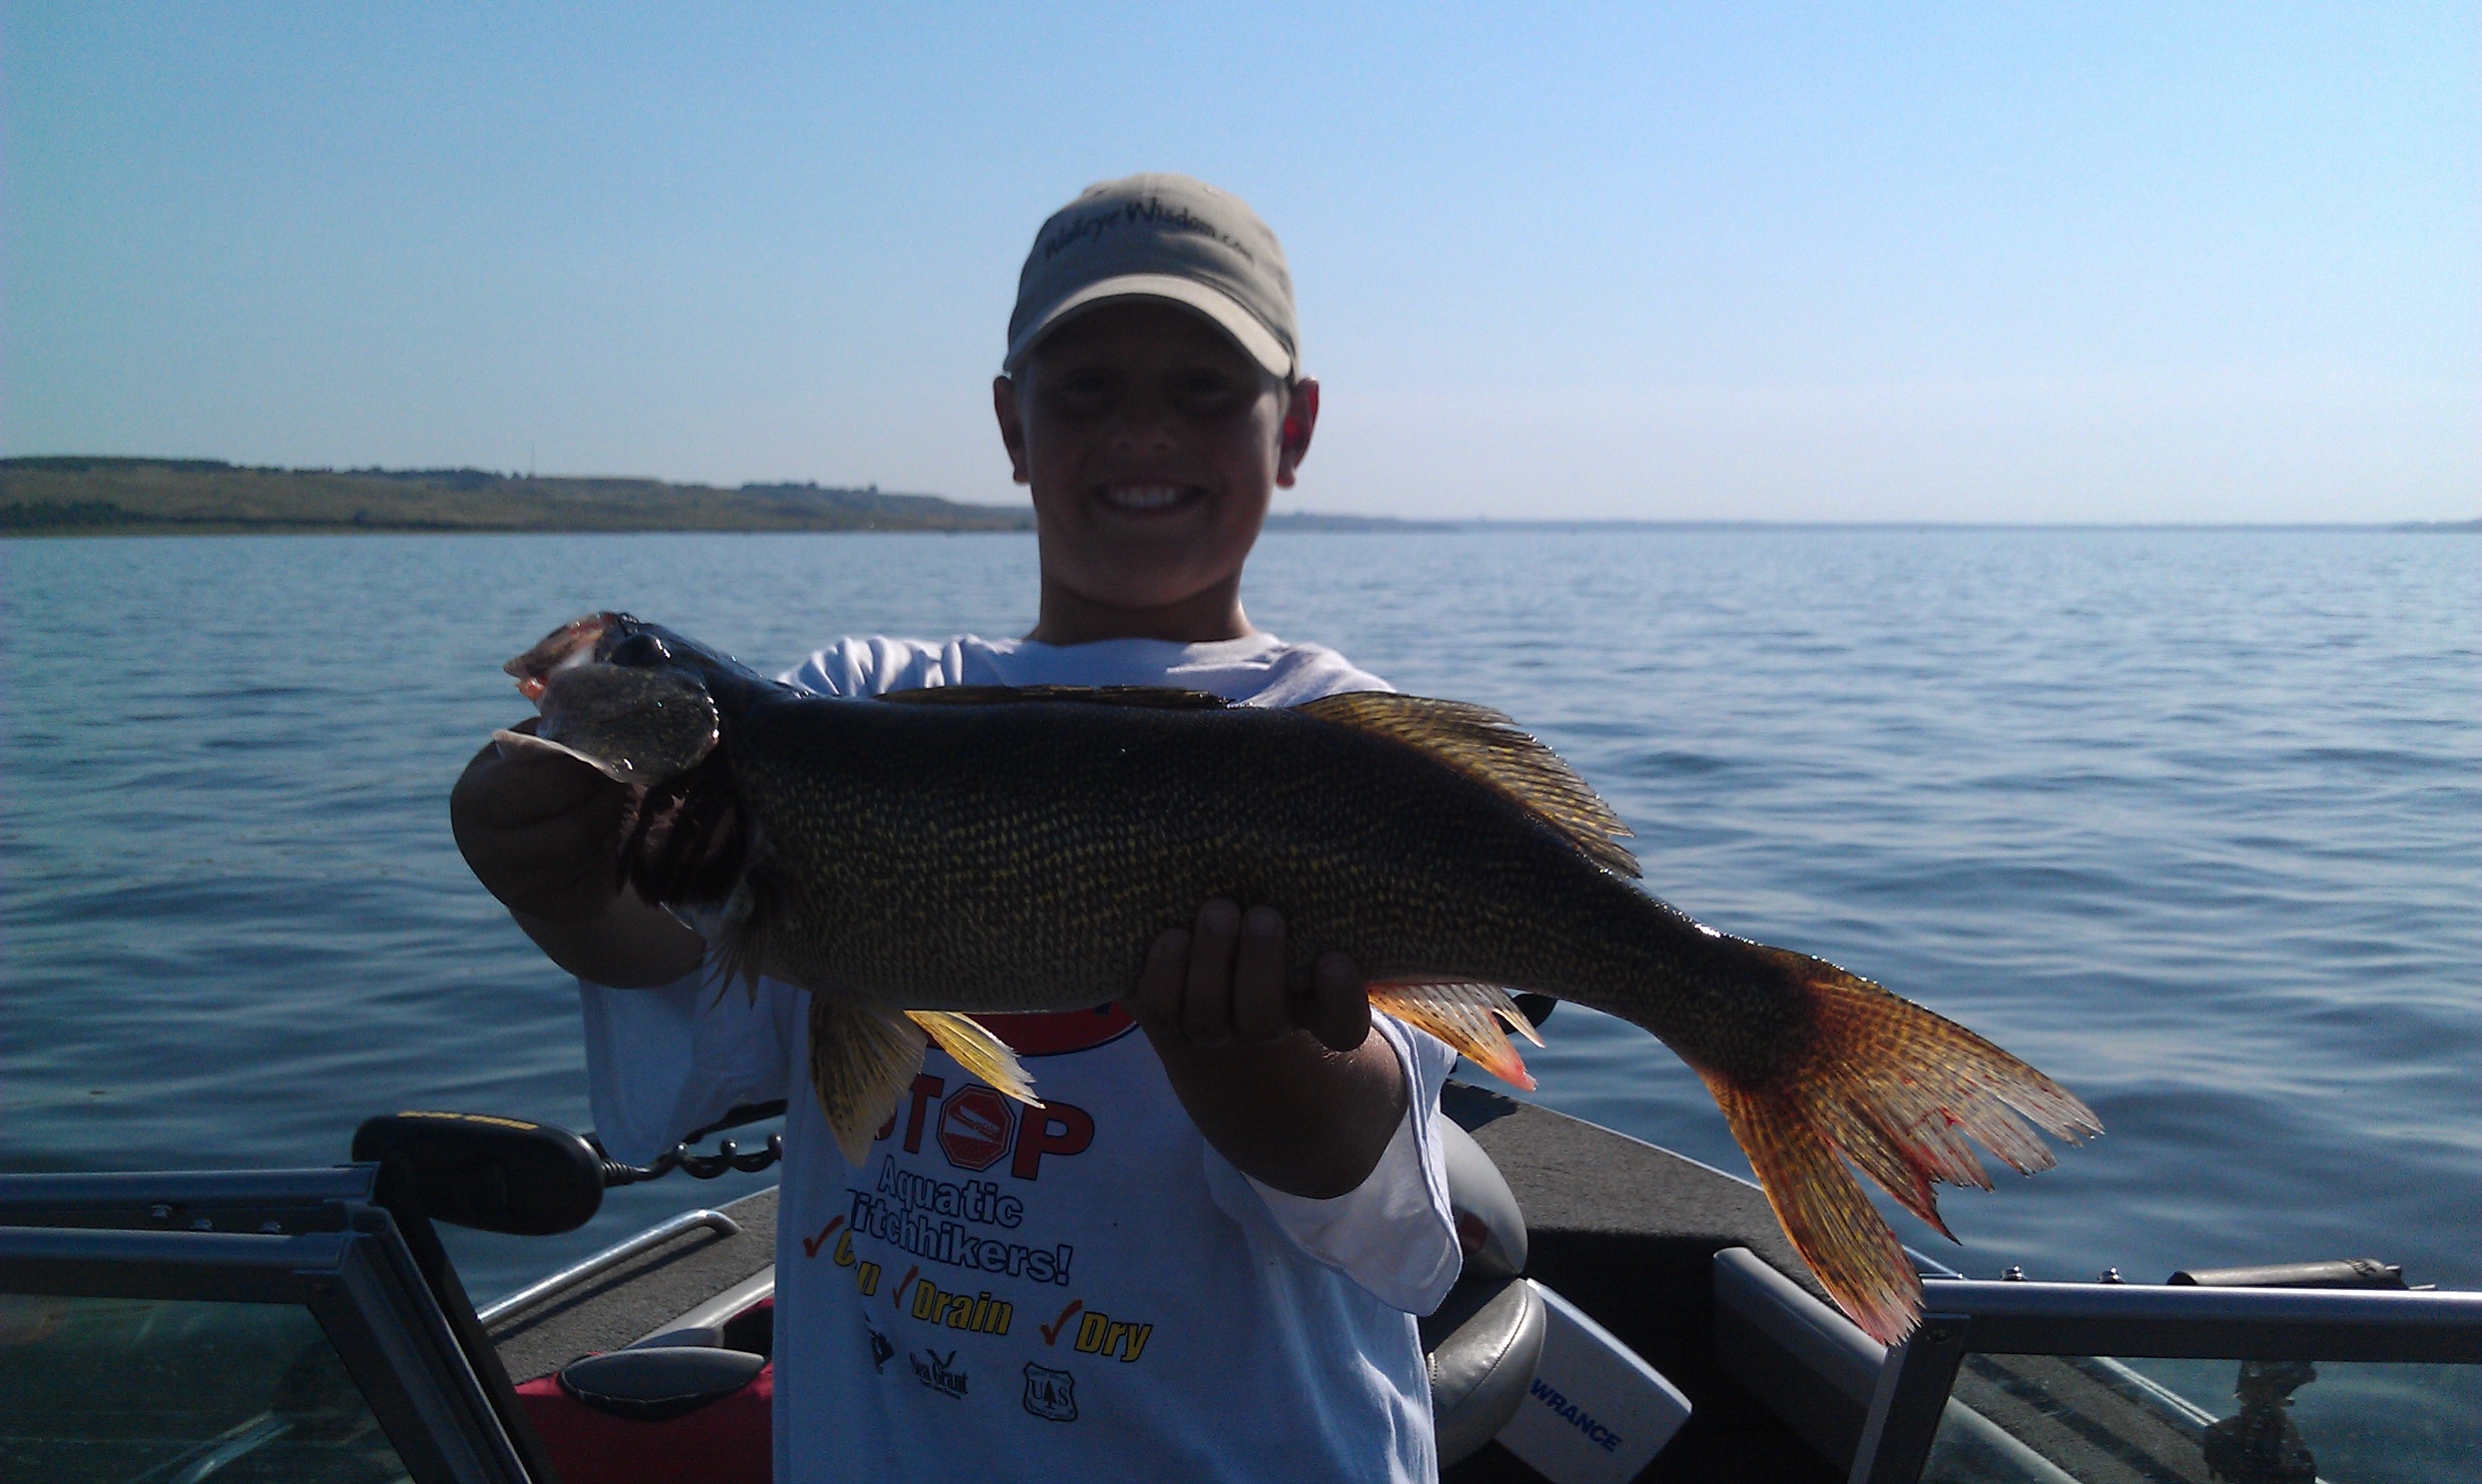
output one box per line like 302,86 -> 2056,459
2,527 -> 2474,1303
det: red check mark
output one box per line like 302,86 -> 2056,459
1039,1298 -> 1084,1346
890,1265 -> 920,1309
799,1216 -> 846,1260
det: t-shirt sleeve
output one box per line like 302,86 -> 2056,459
1221,1013 -> 1465,1317
579,970 -> 797,1165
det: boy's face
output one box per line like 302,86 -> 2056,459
995,301 -> 1316,642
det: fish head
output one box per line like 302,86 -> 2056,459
501,613 -> 728,786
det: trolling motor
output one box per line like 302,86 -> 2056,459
350,1103 -> 787,1236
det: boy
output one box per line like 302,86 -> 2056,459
451,175 -> 1462,1481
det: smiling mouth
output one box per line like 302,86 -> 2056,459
1095,483 -> 1201,512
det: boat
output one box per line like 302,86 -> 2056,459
2,1081 -> 2474,1482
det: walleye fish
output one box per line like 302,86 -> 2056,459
500,611 -> 2098,1343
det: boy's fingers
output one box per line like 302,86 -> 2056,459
1180,899 -> 1242,1045
1230,906 -> 1290,1043
1308,951 -> 1370,1052
1129,927 -> 1191,1030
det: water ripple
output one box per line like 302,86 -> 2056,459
3,527 -> 2474,1297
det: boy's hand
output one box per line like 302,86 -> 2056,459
449,721 -> 705,985
449,720 -> 630,922
1126,899 -> 1406,1200
1129,899 -> 1370,1052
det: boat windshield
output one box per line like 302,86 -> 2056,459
1926,1349 -> 2480,1482
0,1293 -> 410,1483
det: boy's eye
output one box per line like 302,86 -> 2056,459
1172,370 -> 1241,401
1053,369 -> 1116,399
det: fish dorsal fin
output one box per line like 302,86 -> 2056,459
1294,693 -> 1639,877
873,684 -> 1232,710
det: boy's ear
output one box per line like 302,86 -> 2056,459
993,375 -> 1030,484
1275,378 -> 1320,490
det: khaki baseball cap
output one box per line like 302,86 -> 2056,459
1005,173 -> 1300,381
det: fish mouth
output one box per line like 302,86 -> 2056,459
497,612 -> 724,785
505,611 -> 629,701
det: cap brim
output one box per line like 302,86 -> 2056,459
1005,274 -> 1294,379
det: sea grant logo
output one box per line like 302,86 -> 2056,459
910,1347 -> 968,1400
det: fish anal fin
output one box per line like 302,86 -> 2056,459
808,997 -> 931,1168
874,684 -> 1230,710
1293,693 -> 1639,877
1366,981 -> 1541,1091
906,1010 -> 1042,1107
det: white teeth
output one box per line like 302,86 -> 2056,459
1100,484 -> 1186,510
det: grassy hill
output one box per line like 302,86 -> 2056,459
0,458 -> 1033,535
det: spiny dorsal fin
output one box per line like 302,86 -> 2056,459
1294,692 -> 1639,877
873,684 -> 1232,710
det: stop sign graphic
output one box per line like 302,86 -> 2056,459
938,1084 -> 1016,1172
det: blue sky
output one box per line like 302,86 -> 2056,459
5,3 -> 2474,521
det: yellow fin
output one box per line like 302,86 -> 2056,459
1294,693 -> 1638,877
1367,981 -> 1542,1091
807,997 -> 928,1167
906,1010 -> 1041,1107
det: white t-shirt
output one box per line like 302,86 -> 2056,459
580,633 -> 1464,1484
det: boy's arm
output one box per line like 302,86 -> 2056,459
449,726 -> 706,986
1126,899 -> 1410,1200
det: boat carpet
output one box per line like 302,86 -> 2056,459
488,1185 -> 779,1384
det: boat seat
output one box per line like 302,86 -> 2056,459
1424,1118 -> 1548,1466
557,1343 -> 768,1422
516,1302 -> 776,1484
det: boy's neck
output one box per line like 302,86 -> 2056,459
1027,576 -> 1257,646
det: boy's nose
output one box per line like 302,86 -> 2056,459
1106,394 -> 1182,453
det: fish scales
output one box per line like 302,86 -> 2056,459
737,696 -> 1731,1027
500,612 -> 2100,1344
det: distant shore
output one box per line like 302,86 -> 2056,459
1,458 -> 2468,536
0,457 -> 1037,537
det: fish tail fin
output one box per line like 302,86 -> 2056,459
1366,980 -> 1544,1090
1689,947 -> 2100,1343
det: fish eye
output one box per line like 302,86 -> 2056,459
611,633 -> 673,667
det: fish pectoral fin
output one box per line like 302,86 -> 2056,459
808,997 -> 931,1167
871,684 -> 1230,710
1366,981 -> 1541,1091
1292,693 -> 1639,878
906,1011 -> 1041,1107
